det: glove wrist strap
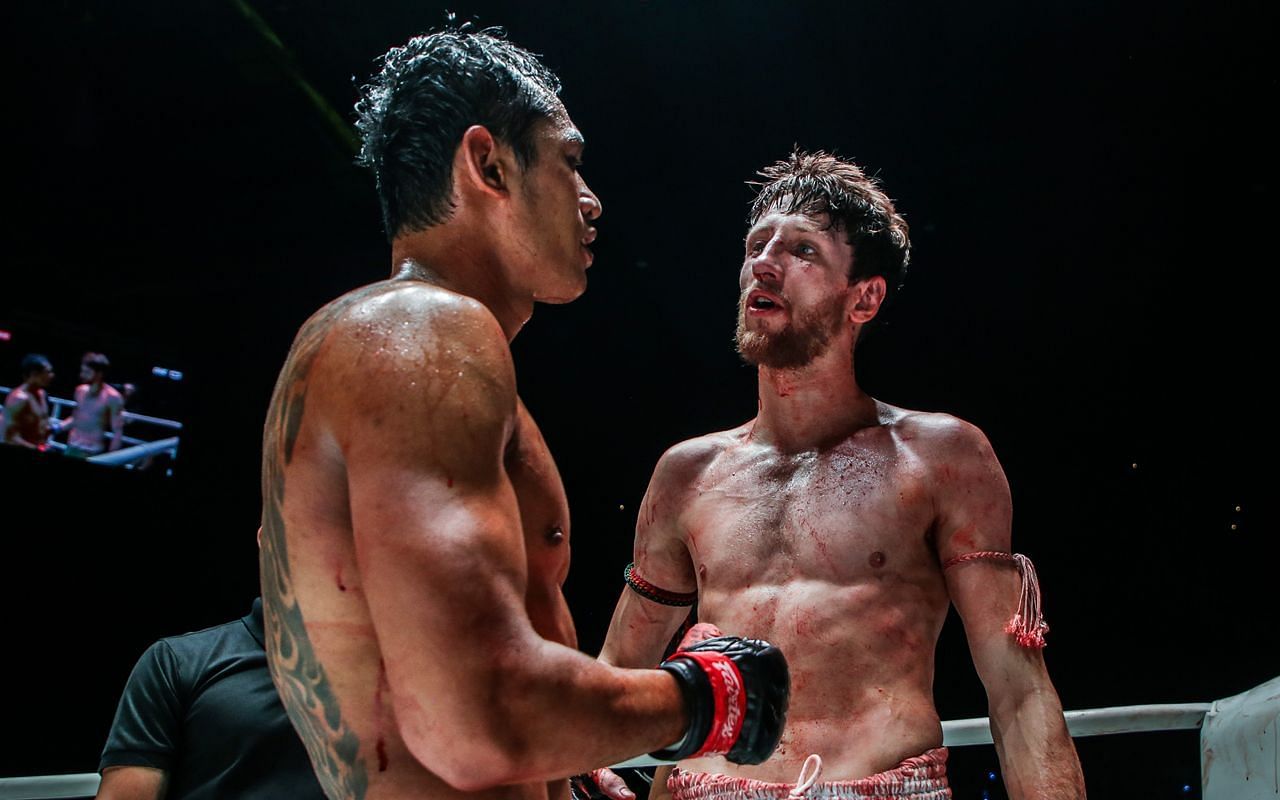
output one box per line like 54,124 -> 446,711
651,651 -> 746,760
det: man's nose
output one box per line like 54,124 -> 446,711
579,180 -> 602,222
751,239 -> 785,283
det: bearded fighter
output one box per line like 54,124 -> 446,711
598,151 -> 1085,799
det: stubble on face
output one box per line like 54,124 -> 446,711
735,290 -> 848,369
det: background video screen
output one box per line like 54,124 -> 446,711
1,316 -> 184,476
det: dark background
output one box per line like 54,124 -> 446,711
1,1 -> 1273,796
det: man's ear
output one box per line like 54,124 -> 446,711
457,124 -> 513,199
848,276 -> 887,324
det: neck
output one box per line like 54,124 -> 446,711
390,225 -> 532,342
750,345 -> 878,452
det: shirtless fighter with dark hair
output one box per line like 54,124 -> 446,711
599,151 -> 1085,799
3,354 -> 55,449
258,29 -> 788,800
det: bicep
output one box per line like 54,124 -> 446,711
600,464 -> 695,667
2,396 -> 21,425
96,766 -> 168,800
933,423 -> 1047,696
349,474 -> 531,677
333,314 -> 534,732
631,465 -> 696,591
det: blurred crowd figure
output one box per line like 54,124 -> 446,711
3,351 -> 132,457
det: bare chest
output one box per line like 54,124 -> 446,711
683,443 -> 937,589
507,401 -> 574,644
507,402 -> 571,554
16,391 -> 48,420
73,394 -> 110,425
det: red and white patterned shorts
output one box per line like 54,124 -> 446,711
667,748 -> 951,800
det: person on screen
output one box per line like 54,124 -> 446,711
57,352 -> 126,458
3,353 -> 55,449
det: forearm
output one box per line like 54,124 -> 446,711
493,640 -> 687,779
599,589 -> 689,668
414,639 -> 686,789
991,688 -> 1085,800
95,765 -> 168,800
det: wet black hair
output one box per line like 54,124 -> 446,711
21,354 -> 51,379
355,27 -> 564,239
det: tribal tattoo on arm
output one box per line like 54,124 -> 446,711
259,294 -> 374,800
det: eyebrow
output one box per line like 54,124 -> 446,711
747,216 -> 826,237
564,129 -> 585,148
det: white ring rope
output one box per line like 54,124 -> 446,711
611,701 -> 1215,768
0,700 -> 1224,800
85,436 -> 180,466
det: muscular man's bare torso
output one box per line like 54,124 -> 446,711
4,386 -> 50,447
260,278 -> 576,800
660,404 -> 964,781
68,383 -> 123,452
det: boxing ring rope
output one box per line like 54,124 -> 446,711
611,702 -> 1216,768
85,436 -> 180,467
2,676 -> 1275,800
941,702 -> 1214,747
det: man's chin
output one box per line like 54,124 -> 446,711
535,278 -> 588,305
735,331 -> 773,366
736,330 -> 823,370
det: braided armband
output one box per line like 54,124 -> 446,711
943,550 -> 1049,648
624,562 -> 697,607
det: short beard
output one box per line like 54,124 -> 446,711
735,291 -> 847,369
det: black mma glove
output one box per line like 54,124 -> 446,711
652,623 -> 789,765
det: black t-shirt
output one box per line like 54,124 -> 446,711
100,598 -> 326,799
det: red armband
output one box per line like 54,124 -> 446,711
624,562 -> 697,607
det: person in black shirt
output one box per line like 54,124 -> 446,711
97,598 -> 325,799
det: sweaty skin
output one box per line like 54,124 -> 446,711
601,207 -> 1083,798
3,384 -> 51,448
65,382 -> 125,453
613,407 -> 999,777
260,276 -> 685,800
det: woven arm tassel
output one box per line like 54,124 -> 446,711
1005,553 -> 1049,648
943,550 -> 1049,649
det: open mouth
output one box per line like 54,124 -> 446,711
746,289 -> 784,313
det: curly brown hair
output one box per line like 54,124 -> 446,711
749,150 -> 910,307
